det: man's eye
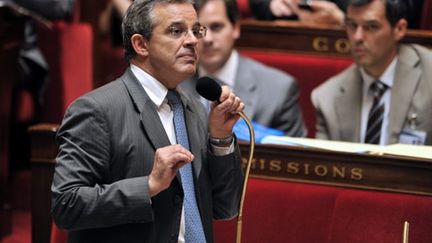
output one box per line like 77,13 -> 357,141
364,24 -> 379,31
209,23 -> 224,33
170,27 -> 185,38
345,22 -> 357,31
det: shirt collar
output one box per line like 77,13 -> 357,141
130,64 -> 168,108
360,56 -> 398,89
198,50 -> 239,87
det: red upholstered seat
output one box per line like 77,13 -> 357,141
237,0 -> 252,18
328,189 -> 432,243
239,50 -> 353,137
215,178 -> 339,243
214,178 -> 432,243
421,0 -> 432,30
37,20 -> 93,123
50,223 -> 68,243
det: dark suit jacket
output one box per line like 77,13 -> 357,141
182,55 -> 306,137
311,44 -> 432,145
51,68 -> 243,243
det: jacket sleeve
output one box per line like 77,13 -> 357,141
311,88 -> 330,140
51,96 -> 154,230
208,142 -> 244,220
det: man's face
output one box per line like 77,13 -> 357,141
345,0 -> 406,75
144,3 -> 202,87
198,0 -> 240,74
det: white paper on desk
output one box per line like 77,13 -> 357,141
261,136 -> 380,153
367,144 -> 432,160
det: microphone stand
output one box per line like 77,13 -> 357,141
236,112 -> 255,243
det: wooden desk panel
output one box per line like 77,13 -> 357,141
240,143 -> 432,196
236,19 -> 432,56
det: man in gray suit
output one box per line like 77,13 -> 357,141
182,0 -> 306,137
312,0 -> 432,145
51,0 -> 244,242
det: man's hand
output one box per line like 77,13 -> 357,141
287,0 -> 344,28
208,86 -> 245,139
269,0 -> 299,17
148,144 -> 194,197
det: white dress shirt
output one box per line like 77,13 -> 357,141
130,64 -> 232,242
360,57 -> 397,145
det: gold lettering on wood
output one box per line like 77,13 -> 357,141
335,38 -> 351,53
303,163 -> 310,175
270,160 -> 282,172
312,37 -> 329,52
351,168 -> 363,180
242,156 -> 364,182
332,166 -> 346,178
287,162 -> 300,174
314,165 -> 328,177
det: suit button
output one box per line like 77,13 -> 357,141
174,195 -> 182,205
169,234 -> 177,242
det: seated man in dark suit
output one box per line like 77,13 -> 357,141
311,0 -> 432,145
51,0 -> 244,242
182,0 -> 307,137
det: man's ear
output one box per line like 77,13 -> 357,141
393,18 -> 407,42
131,33 -> 149,56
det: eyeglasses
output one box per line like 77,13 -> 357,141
167,25 -> 207,39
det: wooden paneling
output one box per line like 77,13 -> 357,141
236,19 -> 432,55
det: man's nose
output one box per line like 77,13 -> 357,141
202,29 -> 213,43
353,26 -> 365,42
184,30 -> 199,45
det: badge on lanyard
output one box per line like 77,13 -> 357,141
399,113 -> 427,145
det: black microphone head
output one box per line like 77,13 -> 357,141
196,76 -> 222,102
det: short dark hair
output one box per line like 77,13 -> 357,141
194,0 -> 239,25
348,0 -> 410,26
122,0 -> 195,62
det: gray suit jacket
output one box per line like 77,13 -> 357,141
182,55 -> 306,137
311,44 -> 432,145
51,68 -> 243,243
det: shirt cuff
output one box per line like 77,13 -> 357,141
210,141 -> 235,156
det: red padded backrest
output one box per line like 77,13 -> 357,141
214,178 -> 339,243
214,178 -> 432,243
328,189 -> 432,243
50,223 -> 67,243
421,0 -> 432,30
37,21 -> 93,123
239,50 -> 353,137
237,0 -> 252,18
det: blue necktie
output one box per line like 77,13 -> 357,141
365,81 -> 388,144
166,90 -> 207,243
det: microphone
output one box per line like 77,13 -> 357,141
195,76 -> 222,103
196,76 -> 255,243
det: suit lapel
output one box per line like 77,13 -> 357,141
234,57 -> 258,118
335,68 -> 362,142
121,68 -> 171,150
389,46 -> 421,141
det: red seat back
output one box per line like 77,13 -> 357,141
239,50 -> 352,137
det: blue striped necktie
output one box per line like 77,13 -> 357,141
166,90 -> 207,243
365,81 -> 388,144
